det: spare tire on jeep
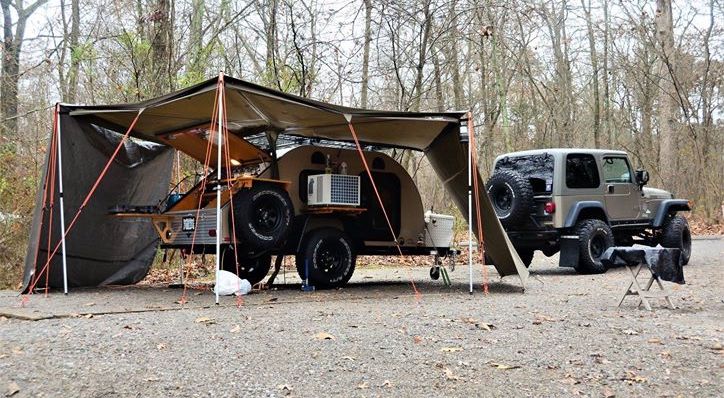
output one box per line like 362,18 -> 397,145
485,170 -> 534,228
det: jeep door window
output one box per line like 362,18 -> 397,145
565,154 -> 600,189
602,157 -> 631,183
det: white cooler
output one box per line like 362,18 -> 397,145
424,211 -> 455,248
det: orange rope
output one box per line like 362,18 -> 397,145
179,84 -> 221,304
22,109 -> 145,299
219,77 -> 245,307
27,105 -> 58,295
346,119 -> 421,300
44,105 -> 60,297
467,113 -> 488,295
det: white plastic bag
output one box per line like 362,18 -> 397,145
214,270 -> 252,296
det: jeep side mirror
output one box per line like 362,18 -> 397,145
635,169 -> 649,187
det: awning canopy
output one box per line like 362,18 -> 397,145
69,76 -> 465,151
23,74 -> 527,291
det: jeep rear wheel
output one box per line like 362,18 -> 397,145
485,170 -> 534,228
574,219 -> 614,274
660,215 -> 691,265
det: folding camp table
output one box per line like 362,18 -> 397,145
601,247 -> 684,311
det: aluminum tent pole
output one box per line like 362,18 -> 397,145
466,118 -> 473,295
55,104 -> 69,295
215,74 -> 224,305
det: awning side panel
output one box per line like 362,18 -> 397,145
425,124 -> 528,283
22,112 -> 174,290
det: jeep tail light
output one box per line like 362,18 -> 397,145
544,202 -> 556,214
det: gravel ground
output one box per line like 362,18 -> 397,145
1,237 -> 722,397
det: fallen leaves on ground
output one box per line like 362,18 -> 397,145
356,382 -> 368,389
444,368 -> 461,381
229,325 -> 241,333
314,332 -> 335,340
461,317 -> 495,331
195,317 -> 216,325
621,370 -> 647,384
5,382 -> 20,397
490,362 -> 520,370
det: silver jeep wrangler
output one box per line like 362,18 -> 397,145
486,149 -> 692,273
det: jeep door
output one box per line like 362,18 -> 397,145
601,156 -> 640,220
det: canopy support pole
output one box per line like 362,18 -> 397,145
214,73 -> 225,305
55,104 -> 69,295
466,120 -> 473,295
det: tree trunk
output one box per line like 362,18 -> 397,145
360,0 -> 372,108
582,0 -> 600,148
654,0 -> 677,186
1,0 -> 48,137
411,0 -> 432,112
150,0 -> 173,96
66,0 -> 81,103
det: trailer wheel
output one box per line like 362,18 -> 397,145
221,246 -> 272,286
232,183 -> 293,251
296,228 -> 356,289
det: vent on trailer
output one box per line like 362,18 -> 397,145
307,174 -> 360,206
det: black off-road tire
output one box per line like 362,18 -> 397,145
221,246 -> 272,285
485,170 -> 534,228
573,219 -> 614,274
296,228 -> 356,289
660,215 -> 691,265
232,184 -> 293,251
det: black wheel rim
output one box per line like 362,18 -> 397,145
590,234 -> 606,260
317,239 -> 347,275
492,186 -> 513,214
252,198 -> 283,235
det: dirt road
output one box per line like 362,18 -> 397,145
1,237 -> 722,397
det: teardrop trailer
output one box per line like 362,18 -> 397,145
147,142 -> 461,288
22,74 -> 528,298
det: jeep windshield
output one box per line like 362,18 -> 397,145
493,153 -> 554,195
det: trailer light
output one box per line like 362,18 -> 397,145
544,202 -> 556,214
208,229 -> 216,237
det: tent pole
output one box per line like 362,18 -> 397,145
215,74 -> 224,305
55,104 -> 69,295
466,117 -> 473,295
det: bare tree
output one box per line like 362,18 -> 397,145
1,0 -> 48,137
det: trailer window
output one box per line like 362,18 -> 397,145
566,154 -> 600,189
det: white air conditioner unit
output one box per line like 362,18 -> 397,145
307,174 -> 360,206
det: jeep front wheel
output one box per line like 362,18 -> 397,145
660,215 -> 691,265
574,219 -> 614,274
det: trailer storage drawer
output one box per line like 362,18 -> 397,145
424,211 -> 454,248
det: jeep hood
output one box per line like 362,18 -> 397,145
643,187 -> 673,199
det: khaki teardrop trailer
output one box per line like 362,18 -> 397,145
143,143 -> 458,288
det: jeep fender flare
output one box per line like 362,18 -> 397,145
652,199 -> 691,228
563,201 -> 609,228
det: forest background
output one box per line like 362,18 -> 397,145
0,0 -> 721,287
